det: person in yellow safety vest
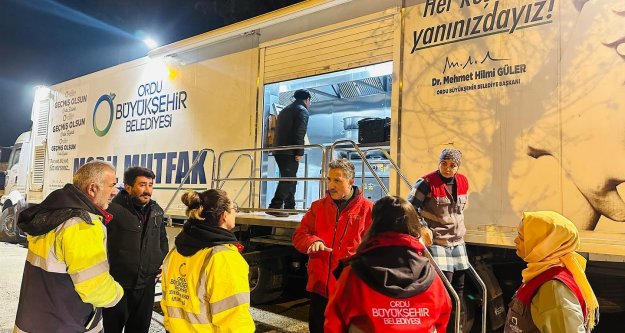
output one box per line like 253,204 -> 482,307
14,160 -> 124,333
161,189 -> 254,333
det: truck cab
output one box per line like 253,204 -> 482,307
0,131 -> 32,242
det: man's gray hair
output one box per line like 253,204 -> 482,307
73,160 -> 116,190
328,159 -> 355,180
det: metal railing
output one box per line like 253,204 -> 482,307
163,148 -> 216,220
330,140 -> 388,194
422,249 -> 463,332
359,147 -> 412,189
217,154 -> 254,208
469,265 -> 488,333
214,144 -> 326,213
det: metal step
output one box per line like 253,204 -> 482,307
250,234 -> 293,246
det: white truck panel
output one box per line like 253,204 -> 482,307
43,49 -> 259,216
400,0 -> 625,254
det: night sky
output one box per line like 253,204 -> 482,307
0,0 -> 301,147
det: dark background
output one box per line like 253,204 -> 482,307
0,0 -> 302,147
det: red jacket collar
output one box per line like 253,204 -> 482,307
97,207 -> 114,224
516,266 -> 587,318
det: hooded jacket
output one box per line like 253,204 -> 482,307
14,184 -> 123,333
106,190 -> 168,290
325,232 -> 452,333
292,187 -> 373,298
160,219 -> 254,333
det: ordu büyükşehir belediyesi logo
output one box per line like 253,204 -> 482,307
92,93 -> 115,137
92,83 -> 188,137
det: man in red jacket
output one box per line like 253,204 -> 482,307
292,159 -> 373,333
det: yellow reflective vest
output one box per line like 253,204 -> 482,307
161,244 -> 255,333
14,213 -> 124,333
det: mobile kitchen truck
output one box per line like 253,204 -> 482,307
2,0 -> 624,330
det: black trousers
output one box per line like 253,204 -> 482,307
444,270 -> 466,299
269,154 -> 299,209
309,292 -> 328,333
444,270 -> 467,333
102,283 -> 155,333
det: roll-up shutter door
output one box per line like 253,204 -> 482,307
262,10 -> 397,84
30,90 -> 51,191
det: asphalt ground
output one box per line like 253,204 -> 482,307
0,242 -> 308,333
1,242 -> 623,332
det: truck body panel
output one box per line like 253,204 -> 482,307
7,0 -> 624,256
4,0 -> 625,315
34,48 -> 260,216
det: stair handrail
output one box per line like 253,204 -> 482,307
215,144 -> 326,213
163,148 -> 216,220
329,140 -> 388,194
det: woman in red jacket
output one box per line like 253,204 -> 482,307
325,196 -> 452,333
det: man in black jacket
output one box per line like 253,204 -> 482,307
103,166 -> 169,333
268,89 -> 311,217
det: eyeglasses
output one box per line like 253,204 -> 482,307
230,203 -> 240,213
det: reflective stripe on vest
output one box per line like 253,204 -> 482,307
166,306 -> 210,324
163,245 -> 246,325
27,216 -> 109,281
70,260 -> 110,284
26,247 -> 67,273
26,217 -> 88,274
210,292 -> 250,314
86,321 -> 103,333
54,216 -> 86,237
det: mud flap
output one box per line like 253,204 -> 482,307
473,259 -> 506,330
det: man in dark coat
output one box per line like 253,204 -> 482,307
268,89 -> 311,217
102,166 -> 169,333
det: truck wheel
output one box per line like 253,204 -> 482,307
447,296 -> 475,333
0,204 -> 20,243
461,297 -> 476,333
249,257 -> 286,304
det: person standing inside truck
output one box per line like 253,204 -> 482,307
325,196 -> 452,333
407,148 -> 469,308
103,167 -> 169,333
292,159 -> 373,333
161,189 -> 254,332
267,89 -> 311,217
504,211 -> 599,333
14,160 -> 123,333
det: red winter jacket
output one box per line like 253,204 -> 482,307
292,187 -> 373,298
325,232 -> 452,333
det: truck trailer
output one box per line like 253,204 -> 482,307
1,0 -> 624,331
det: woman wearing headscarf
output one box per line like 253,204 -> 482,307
504,211 -> 599,333
324,196 -> 452,332
160,189 -> 254,333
